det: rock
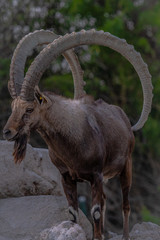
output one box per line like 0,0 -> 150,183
38,221 -> 87,240
130,222 -> 160,240
0,141 -> 63,198
0,195 -> 92,240
109,222 -> 160,240
1,141 -> 160,240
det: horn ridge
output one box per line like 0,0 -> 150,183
9,30 -> 85,99
21,29 -> 153,131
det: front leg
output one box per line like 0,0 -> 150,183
61,172 -> 79,223
48,151 -> 79,223
90,173 -> 105,240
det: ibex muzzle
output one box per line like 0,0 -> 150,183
3,115 -> 19,141
3,129 -> 12,140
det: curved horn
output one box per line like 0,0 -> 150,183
9,30 -> 86,99
21,29 -> 153,131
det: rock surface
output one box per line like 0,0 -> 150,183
109,222 -> 160,240
0,141 -> 63,198
0,195 -> 92,240
38,221 -> 87,240
130,222 -> 160,240
0,141 -> 160,240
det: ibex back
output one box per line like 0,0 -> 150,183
3,30 -> 153,240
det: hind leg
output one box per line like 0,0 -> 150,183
102,183 -> 110,240
120,157 -> 132,240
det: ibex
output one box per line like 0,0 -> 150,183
3,29 -> 153,240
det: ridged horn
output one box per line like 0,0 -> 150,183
9,30 -> 86,99
21,29 -> 153,131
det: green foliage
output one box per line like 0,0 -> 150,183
142,117 -> 160,158
138,2 -> 160,28
141,206 -> 160,225
0,58 -> 10,90
41,74 -> 74,98
103,14 -> 125,37
66,0 -> 105,26
137,37 -> 152,54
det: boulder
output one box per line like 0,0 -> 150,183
109,222 -> 160,240
0,141 -> 63,198
0,195 -> 92,240
130,222 -> 160,240
38,221 -> 87,240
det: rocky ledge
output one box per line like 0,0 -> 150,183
0,141 -> 159,240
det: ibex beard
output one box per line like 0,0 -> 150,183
13,133 -> 28,164
3,96 -> 39,164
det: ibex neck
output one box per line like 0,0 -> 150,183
37,96 -> 85,148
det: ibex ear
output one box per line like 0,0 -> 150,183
34,86 -> 51,106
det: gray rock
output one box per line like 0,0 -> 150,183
39,221 -> 87,240
0,141 -> 63,198
0,195 -> 92,240
130,222 -> 160,240
109,222 -> 160,240
0,141 -> 160,240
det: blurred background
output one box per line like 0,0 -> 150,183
0,0 -> 160,234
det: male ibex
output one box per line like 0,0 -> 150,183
3,29 -> 153,240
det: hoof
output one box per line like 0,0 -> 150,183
93,239 -> 103,240
122,237 -> 131,240
107,231 -> 117,239
94,235 -> 105,240
94,239 -> 104,240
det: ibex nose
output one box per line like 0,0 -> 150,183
3,129 -> 11,139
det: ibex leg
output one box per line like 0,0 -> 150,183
120,157 -> 132,240
61,172 -> 79,223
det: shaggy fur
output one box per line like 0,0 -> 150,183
13,133 -> 28,164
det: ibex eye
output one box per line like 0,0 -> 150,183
26,108 -> 34,113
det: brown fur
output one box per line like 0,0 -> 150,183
3,89 -> 135,240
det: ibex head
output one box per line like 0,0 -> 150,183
3,30 -> 85,163
4,87 -> 51,140
3,29 -> 153,163
3,87 -> 52,163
